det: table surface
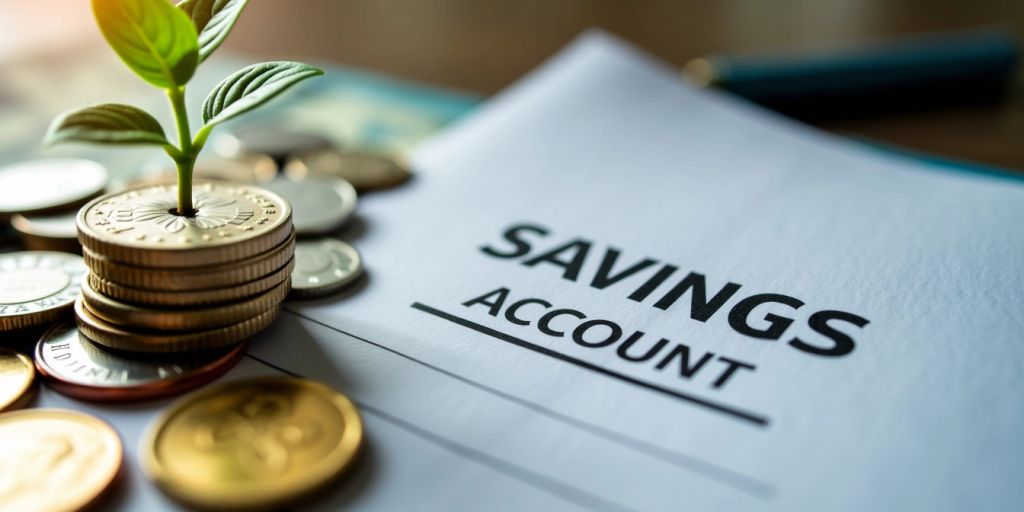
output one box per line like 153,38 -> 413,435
3,0 -> 1023,170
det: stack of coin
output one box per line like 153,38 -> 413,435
73,181 -> 294,354
0,158 -> 109,254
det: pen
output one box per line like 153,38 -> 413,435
684,29 -> 1020,119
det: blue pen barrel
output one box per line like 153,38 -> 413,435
686,30 -> 1019,120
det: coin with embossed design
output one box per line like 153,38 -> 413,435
0,349 -> 35,411
0,409 -> 122,511
290,239 -> 363,299
0,251 -> 86,331
142,377 -> 363,510
35,323 -> 245,402
76,181 -> 292,267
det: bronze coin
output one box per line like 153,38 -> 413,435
35,322 -> 245,402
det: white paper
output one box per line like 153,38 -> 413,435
33,31 -> 1024,511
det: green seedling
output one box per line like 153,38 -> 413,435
45,0 -> 323,216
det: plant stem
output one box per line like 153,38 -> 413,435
167,87 -> 195,216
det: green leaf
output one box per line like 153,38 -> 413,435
177,0 -> 249,62
92,0 -> 199,88
202,61 -> 323,125
44,104 -> 170,147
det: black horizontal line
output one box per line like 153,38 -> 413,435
283,308 -> 775,498
411,302 -> 771,427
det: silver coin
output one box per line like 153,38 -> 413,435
34,322 -> 245,401
264,175 -> 358,235
0,251 -> 86,331
0,159 -> 107,216
214,124 -> 333,162
139,155 -> 278,185
285,149 -> 411,192
10,210 -> 77,239
290,238 -> 363,299
10,210 -> 80,253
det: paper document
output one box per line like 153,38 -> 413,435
34,31 -> 1024,511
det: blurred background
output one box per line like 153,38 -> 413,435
2,0 -> 1023,168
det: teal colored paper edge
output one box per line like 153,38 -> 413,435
853,137 -> 1024,183
285,63 -> 1022,185
313,66 -> 1022,185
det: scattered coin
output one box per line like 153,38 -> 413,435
10,209 -> 81,253
77,181 -> 293,268
215,124 -> 334,163
82,276 -> 291,331
0,158 -> 107,217
35,322 -> 245,402
83,229 -> 295,291
123,155 -> 279,189
0,251 -> 86,331
285,149 -> 410,192
0,349 -> 35,411
290,239 -> 363,299
75,297 -> 281,353
264,175 -> 357,235
0,409 -> 122,511
87,258 -> 294,307
142,377 -> 363,510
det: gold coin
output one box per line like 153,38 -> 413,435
82,276 -> 290,331
143,377 -> 362,510
0,251 -> 86,331
76,181 -> 292,268
86,258 -> 294,307
84,229 -> 295,291
0,409 -> 122,511
10,210 -> 82,254
75,297 -> 281,353
0,349 -> 35,411
285,149 -> 410,192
